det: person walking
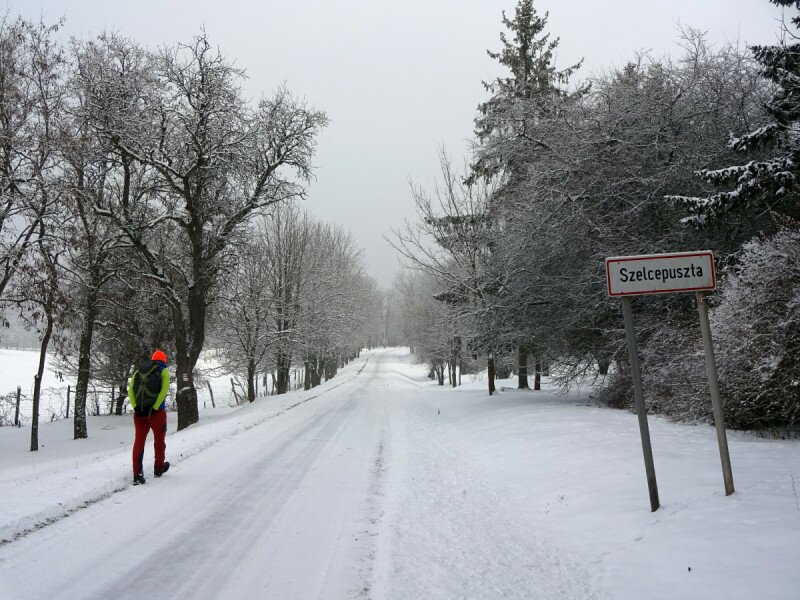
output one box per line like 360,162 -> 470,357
129,349 -> 171,485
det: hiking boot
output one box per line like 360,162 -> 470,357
154,462 -> 170,478
133,473 -> 146,485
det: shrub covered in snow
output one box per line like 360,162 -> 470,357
712,228 -> 800,430
598,231 -> 799,431
597,311 -> 712,422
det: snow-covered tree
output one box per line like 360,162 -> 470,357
712,227 -> 800,429
395,271 -> 454,386
84,33 -> 327,429
670,1 -> 800,225
472,0 -> 585,181
296,221 -> 372,386
0,17 -> 65,303
214,206 -> 375,396
213,235 -> 275,402
57,32 -> 156,437
10,230 -> 69,451
488,32 -> 770,393
467,0 -> 588,386
391,151 -> 497,392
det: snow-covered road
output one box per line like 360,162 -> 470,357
0,349 -> 602,599
3,347 -> 799,599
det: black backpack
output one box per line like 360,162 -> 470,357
132,360 -> 163,411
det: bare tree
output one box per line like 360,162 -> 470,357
0,17 -> 64,301
56,32 -> 158,438
213,233 -> 275,402
390,151 -> 499,393
395,271 -> 453,385
11,227 -> 68,451
85,33 -> 327,429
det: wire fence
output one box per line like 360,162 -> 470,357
1,366 -> 315,427
0,384 -> 116,427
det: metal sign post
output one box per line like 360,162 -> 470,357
606,250 -> 734,508
696,291 -> 735,495
621,297 -> 660,512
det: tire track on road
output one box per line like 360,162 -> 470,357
0,358 -> 371,547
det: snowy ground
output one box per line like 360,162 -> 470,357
1,348 -> 798,599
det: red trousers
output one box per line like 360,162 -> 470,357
132,410 -> 167,476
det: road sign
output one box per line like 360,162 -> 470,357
605,251 -> 716,297
604,249 -> 733,509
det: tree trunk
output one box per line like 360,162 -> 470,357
185,270 -> 206,425
73,301 -> 95,440
187,383 -> 199,423
534,358 -> 541,391
171,295 -> 202,426
312,362 -> 322,387
488,354 -> 496,396
275,351 -> 291,394
325,359 -> 338,380
436,364 -> 445,386
30,312 -> 54,452
247,358 -> 256,402
176,384 -> 191,429
598,358 -> 609,376
175,346 -> 192,431
31,375 -> 41,451
114,383 -> 125,415
304,360 -> 312,391
517,346 -> 529,389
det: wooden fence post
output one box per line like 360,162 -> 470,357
14,386 -> 21,427
206,380 -> 215,408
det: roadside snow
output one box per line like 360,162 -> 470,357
386,369 -> 800,599
373,377 -> 605,599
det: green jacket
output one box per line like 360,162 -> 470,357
128,362 -> 170,411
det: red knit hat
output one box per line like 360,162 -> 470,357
151,349 -> 167,363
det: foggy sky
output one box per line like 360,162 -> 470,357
5,0 -> 787,287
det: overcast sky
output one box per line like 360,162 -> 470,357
4,0 -> 789,287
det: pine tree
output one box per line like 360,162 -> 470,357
670,0 -> 800,225
470,1 -> 585,389
471,0 -> 585,180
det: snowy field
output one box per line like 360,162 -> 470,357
0,348 -> 798,599
0,349 -> 73,424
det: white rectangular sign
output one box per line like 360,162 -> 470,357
606,251 -> 716,297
